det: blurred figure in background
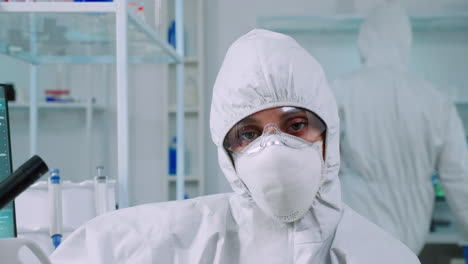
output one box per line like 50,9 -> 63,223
332,2 -> 468,254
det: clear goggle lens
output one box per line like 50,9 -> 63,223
223,107 -> 326,153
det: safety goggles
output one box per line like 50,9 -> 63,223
224,107 -> 326,154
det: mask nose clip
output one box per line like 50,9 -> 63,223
263,124 -> 281,135
260,124 -> 284,148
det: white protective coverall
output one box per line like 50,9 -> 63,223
332,3 -> 468,254
50,29 -> 419,263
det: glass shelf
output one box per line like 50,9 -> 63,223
174,56 -> 198,65
168,105 -> 199,115
427,200 -> 464,244
427,224 -> 462,244
167,176 -> 200,182
0,2 -> 182,64
9,101 -> 105,110
257,13 -> 468,33
183,57 -> 198,65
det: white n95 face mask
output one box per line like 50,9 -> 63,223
234,136 -> 324,223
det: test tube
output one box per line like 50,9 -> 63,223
94,166 -> 108,216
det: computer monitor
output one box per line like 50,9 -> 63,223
0,84 -> 17,238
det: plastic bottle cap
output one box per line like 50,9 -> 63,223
96,166 -> 105,177
51,234 -> 62,249
49,168 -> 59,174
50,175 -> 60,184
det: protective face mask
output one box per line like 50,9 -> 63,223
234,137 -> 324,223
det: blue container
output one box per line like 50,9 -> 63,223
167,20 -> 176,48
169,137 -> 177,175
49,169 -> 60,184
463,246 -> 468,264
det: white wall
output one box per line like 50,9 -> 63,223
201,0 -> 468,195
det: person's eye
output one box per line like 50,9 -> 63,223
288,121 -> 307,132
240,131 -> 259,141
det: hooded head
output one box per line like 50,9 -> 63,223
210,29 -> 342,239
358,2 -> 412,68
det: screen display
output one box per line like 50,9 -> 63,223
0,94 -> 16,238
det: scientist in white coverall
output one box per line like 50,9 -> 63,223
332,3 -> 468,254
51,29 -> 419,263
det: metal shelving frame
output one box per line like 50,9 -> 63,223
0,0 -> 186,207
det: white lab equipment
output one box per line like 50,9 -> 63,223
94,166 -> 108,216
0,237 -> 51,264
15,179 -> 116,261
50,29 -> 419,264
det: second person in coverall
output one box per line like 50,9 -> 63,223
332,2 -> 468,254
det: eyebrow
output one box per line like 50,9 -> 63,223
236,108 -> 323,128
281,109 -> 326,130
237,109 -> 309,126
236,116 -> 259,126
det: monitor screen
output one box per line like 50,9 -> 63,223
0,86 -> 16,238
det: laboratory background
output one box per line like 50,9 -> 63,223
0,0 -> 467,263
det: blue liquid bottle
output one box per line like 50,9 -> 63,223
169,137 -> 177,175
